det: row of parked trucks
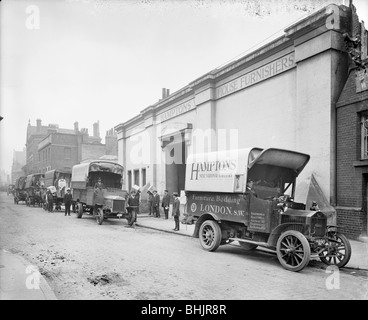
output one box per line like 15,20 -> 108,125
9,147 -> 352,272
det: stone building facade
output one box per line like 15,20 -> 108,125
115,4 -> 367,238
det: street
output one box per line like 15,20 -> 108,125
0,192 -> 367,300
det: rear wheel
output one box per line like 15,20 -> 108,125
239,241 -> 258,251
276,230 -> 311,272
319,232 -> 351,268
199,220 -> 222,252
76,203 -> 83,218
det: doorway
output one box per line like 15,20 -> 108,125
164,132 -> 186,194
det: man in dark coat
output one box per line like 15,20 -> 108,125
152,190 -> 160,218
147,191 -> 153,215
161,189 -> 170,219
127,189 -> 140,224
172,192 -> 180,231
63,188 -> 73,216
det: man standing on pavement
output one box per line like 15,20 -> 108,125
147,190 -> 153,215
63,188 -> 73,216
152,190 -> 160,218
161,189 -> 170,219
172,192 -> 180,231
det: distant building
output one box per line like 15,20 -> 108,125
23,119 -> 118,175
0,169 -> 10,188
11,147 -> 26,183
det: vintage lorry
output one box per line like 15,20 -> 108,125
13,176 -> 27,204
24,173 -> 45,207
71,160 -> 135,225
44,169 -> 72,211
185,148 -> 351,272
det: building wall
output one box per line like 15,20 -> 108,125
116,5 -> 359,233
38,133 -> 79,172
336,66 -> 368,239
81,143 -> 106,162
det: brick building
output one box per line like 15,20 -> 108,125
336,16 -> 368,238
24,119 -> 118,175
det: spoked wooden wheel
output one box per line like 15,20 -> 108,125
319,232 -> 351,268
95,207 -> 104,225
76,203 -> 83,218
276,230 -> 311,272
199,220 -> 222,252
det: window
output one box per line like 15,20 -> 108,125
127,170 -> 132,192
142,168 -> 146,186
134,169 -> 139,186
362,113 -> 368,159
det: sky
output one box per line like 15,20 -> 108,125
1,0 -> 368,176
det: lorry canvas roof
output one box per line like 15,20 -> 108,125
71,160 -> 124,182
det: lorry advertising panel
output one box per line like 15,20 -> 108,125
185,148 -> 262,193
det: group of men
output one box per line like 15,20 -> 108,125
44,187 -> 73,216
147,189 -> 181,231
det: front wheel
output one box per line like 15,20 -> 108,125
199,220 -> 222,252
95,207 -> 104,225
276,230 -> 311,272
319,232 -> 352,268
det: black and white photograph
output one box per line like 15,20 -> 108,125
0,0 -> 367,306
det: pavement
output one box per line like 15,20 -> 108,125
1,212 -> 367,300
0,249 -> 57,300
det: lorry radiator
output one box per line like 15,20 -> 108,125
310,212 -> 327,237
113,200 -> 125,212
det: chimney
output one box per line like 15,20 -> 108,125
93,121 -> 100,138
105,128 -> 117,155
161,88 -> 170,100
36,119 -> 42,132
74,121 -> 79,133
